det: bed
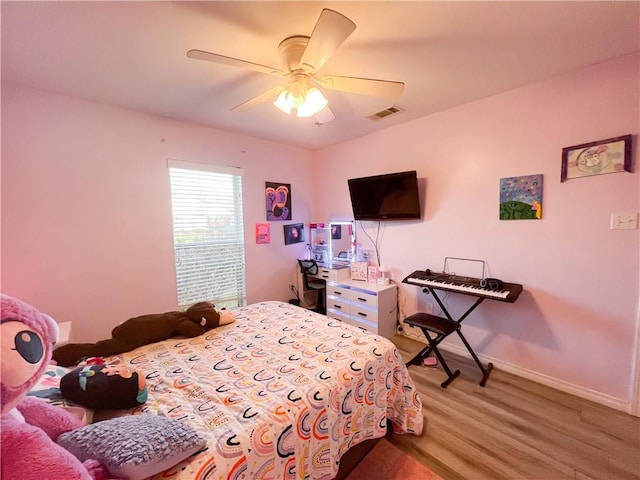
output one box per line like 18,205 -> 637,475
48,301 -> 424,479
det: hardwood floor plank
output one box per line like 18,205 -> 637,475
416,386 -> 583,479
389,334 -> 640,480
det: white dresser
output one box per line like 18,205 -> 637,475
325,280 -> 398,338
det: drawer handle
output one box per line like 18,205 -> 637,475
357,312 -> 368,318
357,297 -> 367,302
321,274 -> 329,279
333,291 -> 342,295
334,305 -> 342,310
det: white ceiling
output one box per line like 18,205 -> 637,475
2,1 -> 639,150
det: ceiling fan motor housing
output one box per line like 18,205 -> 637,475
278,36 -> 310,72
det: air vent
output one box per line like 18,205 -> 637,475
368,105 -> 404,121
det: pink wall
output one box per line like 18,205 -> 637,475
313,54 -> 639,408
2,53 -> 638,409
1,85 -> 314,343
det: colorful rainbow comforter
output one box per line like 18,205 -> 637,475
107,301 -> 423,480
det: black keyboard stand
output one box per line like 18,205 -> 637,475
404,288 -> 493,388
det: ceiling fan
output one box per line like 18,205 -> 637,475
187,9 -> 404,124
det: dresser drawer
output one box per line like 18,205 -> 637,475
350,303 -> 377,325
327,309 -> 353,325
317,267 -> 351,281
326,295 -> 350,313
326,283 -> 349,298
344,287 -> 379,308
349,315 -> 377,334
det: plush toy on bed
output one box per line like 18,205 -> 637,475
53,301 -> 235,367
0,294 -> 112,480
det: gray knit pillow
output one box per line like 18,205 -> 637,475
57,414 -> 206,480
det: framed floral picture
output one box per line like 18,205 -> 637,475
561,135 -> 632,182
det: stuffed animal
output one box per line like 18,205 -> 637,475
1,294 -> 112,480
52,301 -> 235,367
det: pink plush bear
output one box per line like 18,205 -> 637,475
1,294 -> 112,480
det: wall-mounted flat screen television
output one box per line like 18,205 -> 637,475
348,170 -> 421,220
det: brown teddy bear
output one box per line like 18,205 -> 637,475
53,302 -> 235,367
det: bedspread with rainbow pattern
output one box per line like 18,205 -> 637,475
107,301 -> 423,480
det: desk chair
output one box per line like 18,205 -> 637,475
298,260 -> 326,315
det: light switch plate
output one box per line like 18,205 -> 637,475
610,212 -> 638,230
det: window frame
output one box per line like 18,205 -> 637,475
167,159 -> 246,309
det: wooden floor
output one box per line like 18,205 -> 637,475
388,334 -> 640,480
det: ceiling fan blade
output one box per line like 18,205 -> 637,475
187,49 -> 286,76
314,106 -> 335,125
231,86 -> 285,112
299,9 -> 356,73
318,75 -> 404,99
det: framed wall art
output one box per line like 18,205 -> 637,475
255,223 -> 270,244
284,223 -> 304,245
499,174 -> 543,220
561,134 -> 632,182
265,182 -> 292,220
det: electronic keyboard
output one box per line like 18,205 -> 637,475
402,269 -> 523,303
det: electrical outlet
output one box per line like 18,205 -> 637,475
610,212 -> 638,230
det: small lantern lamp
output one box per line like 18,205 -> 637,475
377,265 -> 390,285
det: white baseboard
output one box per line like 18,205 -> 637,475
403,333 -> 634,415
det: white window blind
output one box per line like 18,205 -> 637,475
168,161 -> 246,309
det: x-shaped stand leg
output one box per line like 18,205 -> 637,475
426,288 -> 493,387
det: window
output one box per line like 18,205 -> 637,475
168,160 -> 246,309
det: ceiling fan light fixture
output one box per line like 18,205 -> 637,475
273,87 -> 328,117
274,78 -> 328,118
295,87 -> 328,117
274,90 -> 295,114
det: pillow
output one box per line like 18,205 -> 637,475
28,364 -> 72,402
27,364 -> 94,423
57,414 -> 207,480
60,364 -> 147,409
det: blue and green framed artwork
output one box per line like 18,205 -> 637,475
499,174 -> 543,220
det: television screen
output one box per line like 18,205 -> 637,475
348,171 -> 421,220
